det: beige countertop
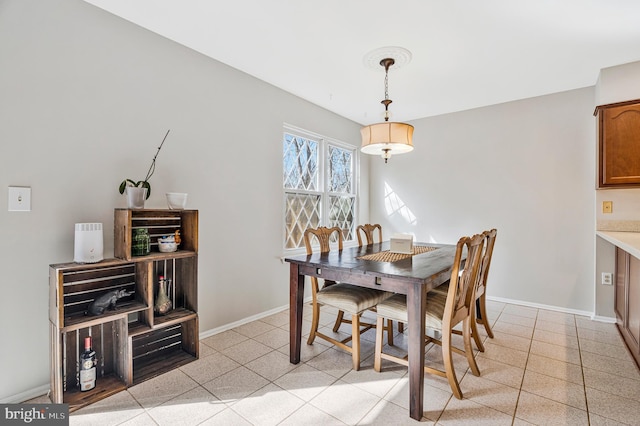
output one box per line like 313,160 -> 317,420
597,231 -> 640,258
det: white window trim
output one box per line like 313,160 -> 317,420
283,123 -> 360,255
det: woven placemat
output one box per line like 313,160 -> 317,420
357,245 -> 438,262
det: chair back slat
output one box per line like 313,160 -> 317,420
476,229 -> 497,297
304,226 -> 343,255
356,224 -> 383,246
445,234 -> 485,327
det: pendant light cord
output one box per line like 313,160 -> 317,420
380,58 -> 394,122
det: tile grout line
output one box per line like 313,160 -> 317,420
509,307 -> 536,426
575,314 -> 593,426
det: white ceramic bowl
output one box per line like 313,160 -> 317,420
166,192 -> 188,210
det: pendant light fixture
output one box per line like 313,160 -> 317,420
361,52 -> 414,163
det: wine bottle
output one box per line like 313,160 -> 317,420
79,336 -> 97,391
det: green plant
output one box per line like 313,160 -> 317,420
118,129 -> 170,200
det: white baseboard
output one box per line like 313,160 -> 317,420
487,296 -> 596,319
591,315 -> 617,323
199,296 -> 313,340
0,384 -> 50,404
199,303 -> 288,340
487,296 -> 617,324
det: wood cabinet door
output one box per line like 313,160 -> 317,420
628,255 -> 640,348
598,100 -> 640,187
615,247 -> 627,326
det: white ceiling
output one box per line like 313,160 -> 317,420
84,0 -> 640,125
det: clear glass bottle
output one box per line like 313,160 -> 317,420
154,275 -> 173,315
131,228 -> 150,256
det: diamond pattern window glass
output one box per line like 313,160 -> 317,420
328,145 -> 352,193
283,126 -> 358,250
283,133 -> 318,191
284,193 -> 321,249
329,195 -> 355,241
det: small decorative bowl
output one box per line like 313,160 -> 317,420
166,192 -> 188,210
158,236 -> 178,252
158,241 -> 178,252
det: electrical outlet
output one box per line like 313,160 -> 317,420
602,272 -> 613,286
8,186 -> 31,212
603,201 -> 613,214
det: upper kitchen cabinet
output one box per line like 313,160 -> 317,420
596,99 -> 640,188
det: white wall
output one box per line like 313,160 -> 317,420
368,88 -> 596,312
595,60 -> 640,106
0,0 -> 366,401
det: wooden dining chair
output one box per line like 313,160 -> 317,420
471,229 -> 498,343
304,226 -> 393,370
431,228 -> 497,352
347,224 -> 384,336
354,223 -> 405,337
356,223 -> 382,246
334,223 -> 383,333
373,233 -> 485,399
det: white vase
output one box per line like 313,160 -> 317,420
126,187 -> 147,209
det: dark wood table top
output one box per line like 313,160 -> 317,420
285,241 -> 457,288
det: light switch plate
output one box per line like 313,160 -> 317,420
8,186 -> 31,211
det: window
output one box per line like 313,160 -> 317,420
283,125 -> 357,250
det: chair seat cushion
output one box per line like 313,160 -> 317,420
375,291 -> 447,330
317,283 -> 391,314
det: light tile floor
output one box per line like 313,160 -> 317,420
29,301 -> 640,425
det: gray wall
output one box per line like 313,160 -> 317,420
369,87 -> 596,313
0,0 -> 366,401
595,236 -> 616,318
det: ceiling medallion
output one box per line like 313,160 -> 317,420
363,46 -> 412,71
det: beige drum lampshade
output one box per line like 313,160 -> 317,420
360,122 -> 414,161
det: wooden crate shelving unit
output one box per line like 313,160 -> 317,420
49,209 -> 199,412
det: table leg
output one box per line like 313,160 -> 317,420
407,284 -> 426,420
289,263 -> 304,364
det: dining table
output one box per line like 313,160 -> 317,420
285,240 -> 458,421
